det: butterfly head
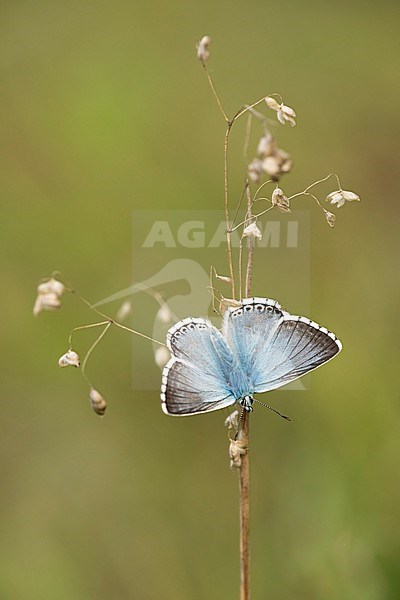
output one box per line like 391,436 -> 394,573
239,395 -> 254,412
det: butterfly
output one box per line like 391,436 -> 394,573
161,297 -> 341,416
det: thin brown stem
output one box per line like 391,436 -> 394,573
232,95 -> 269,123
238,182 -> 253,600
224,123 -> 236,298
81,321 -> 112,376
234,183 -> 249,300
68,321 -> 110,348
231,182 -> 249,231
245,185 -> 254,300
201,62 -> 235,297
238,413 -> 250,600
200,64 -> 258,598
69,288 -> 166,346
238,240 -> 243,301
243,113 -> 253,163
202,63 -> 229,122
232,205 -> 274,232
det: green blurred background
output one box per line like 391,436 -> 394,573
1,1 -> 399,598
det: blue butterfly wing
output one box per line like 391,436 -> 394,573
161,317 -> 237,415
223,297 -> 342,394
222,297 -> 284,376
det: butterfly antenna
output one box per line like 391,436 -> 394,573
253,398 -> 291,421
234,406 -> 245,440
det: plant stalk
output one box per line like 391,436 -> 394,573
202,59 -> 254,597
238,413 -> 250,600
239,181 -> 254,600
224,123 -> 235,298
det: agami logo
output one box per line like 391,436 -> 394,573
141,220 -> 299,248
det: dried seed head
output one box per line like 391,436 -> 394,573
265,96 -> 281,111
326,191 -> 344,208
154,346 -> 170,369
324,210 -> 337,228
272,187 -> 291,213
261,148 -> 293,180
247,158 -> 263,183
196,35 -> 211,62
272,187 -> 286,204
224,410 -> 239,431
249,132 -> 292,183
156,304 -> 173,324
256,133 -> 276,158
277,104 -> 296,127
33,293 -> 61,316
33,296 -> 42,317
58,350 -> 80,368
229,439 -> 247,469
262,156 -> 282,179
89,387 -> 107,416
219,297 -> 242,313
326,189 -> 360,208
33,277 -> 65,316
215,273 -> 232,284
342,190 -> 360,202
37,278 -> 65,297
276,149 -> 293,173
243,222 -> 262,240
116,300 -> 132,321
277,108 -> 285,125
265,97 -> 296,125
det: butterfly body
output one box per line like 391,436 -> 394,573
161,297 -> 341,416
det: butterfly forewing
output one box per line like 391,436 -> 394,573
251,315 -> 341,392
223,298 -> 342,394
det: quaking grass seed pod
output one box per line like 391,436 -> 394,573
89,388 -> 107,416
58,350 -> 80,368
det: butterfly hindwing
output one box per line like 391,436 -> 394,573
161,318 -> 236,415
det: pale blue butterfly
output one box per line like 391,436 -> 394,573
161,297 -> 341,416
